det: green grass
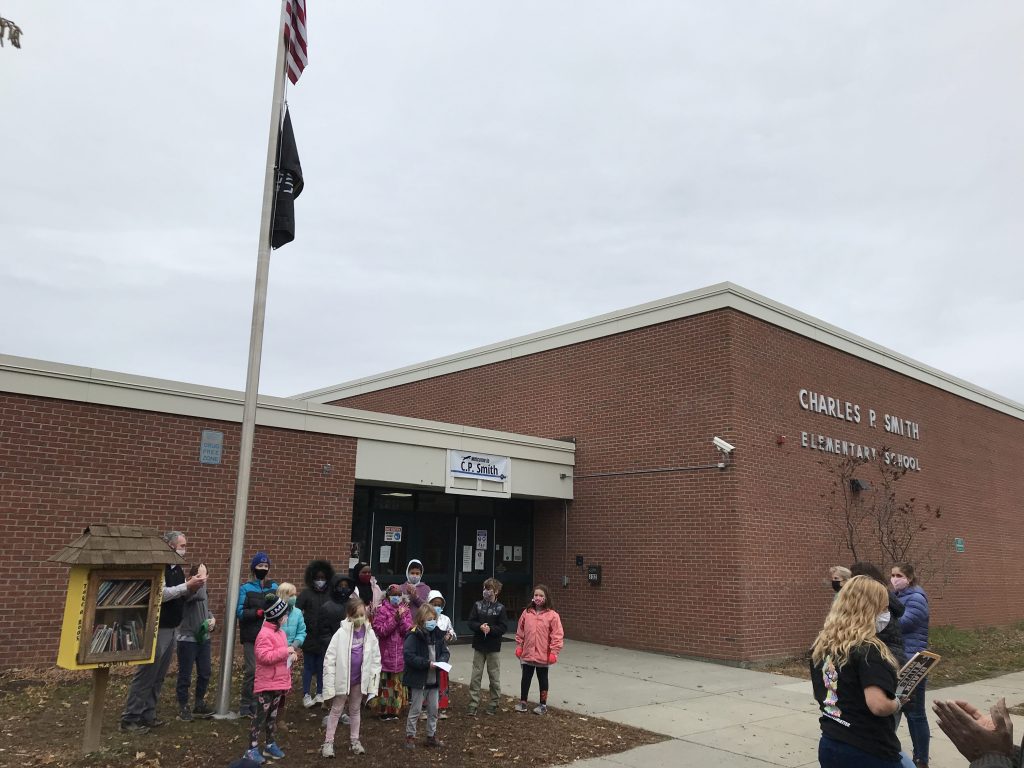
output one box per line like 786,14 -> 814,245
763,622 -> 1024,690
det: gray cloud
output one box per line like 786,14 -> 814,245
2,1 -> 1022,403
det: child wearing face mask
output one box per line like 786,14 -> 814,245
237,552 -> 279,718
351,561 -> 384,617
371,584 -> 414,721
276,583 -> 307,656
426,590 -> 457,719
467,578 -> 508,716
403,604 -> 451,749
515,584 -> 564,715
296,559 -> 336,708
243,594 -> 296,763
402,559 -> 431,618
321,599 -> 382,757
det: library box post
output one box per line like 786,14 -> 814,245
49,524 -> 184,752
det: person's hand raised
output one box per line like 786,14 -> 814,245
934,697 -> 1013,761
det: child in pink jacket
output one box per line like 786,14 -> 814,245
245,595 -> 297,763
514,584 -> 564,715
371,584 -> 414,720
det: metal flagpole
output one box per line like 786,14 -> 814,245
214,0 -> 290,718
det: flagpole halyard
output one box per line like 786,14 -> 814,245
213,0 -> 291,718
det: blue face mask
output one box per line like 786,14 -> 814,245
432,605 -> 443,615
390,596 -> 401,606
424,619 -> 438,631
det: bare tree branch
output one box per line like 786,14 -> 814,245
818,449 -> 954,591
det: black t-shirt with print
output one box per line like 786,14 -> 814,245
810,644 -> 901,759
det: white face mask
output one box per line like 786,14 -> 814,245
875,610 -> 891,633
175,548 -> 187,558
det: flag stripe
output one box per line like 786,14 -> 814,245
284,0 -> 307,85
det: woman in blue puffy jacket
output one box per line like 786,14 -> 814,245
892,563 -> 929,768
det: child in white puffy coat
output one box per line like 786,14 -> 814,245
321,599 -> 382,757
426,590 -> 457,719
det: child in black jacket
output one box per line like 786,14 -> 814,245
402,604 -> 450,749
466,577 -> 508,715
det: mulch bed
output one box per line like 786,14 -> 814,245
0,663 -> 665,768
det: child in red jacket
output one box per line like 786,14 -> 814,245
245,595 -> 296,763
514,584 -> 564,715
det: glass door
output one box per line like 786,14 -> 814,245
453,513 -> 495,635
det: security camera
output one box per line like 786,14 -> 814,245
713,436 -> 735,454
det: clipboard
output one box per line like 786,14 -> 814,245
896,651 -> 941,698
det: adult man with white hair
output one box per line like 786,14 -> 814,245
120,530 -> 206,733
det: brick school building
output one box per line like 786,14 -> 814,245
3,283 -> 1023,667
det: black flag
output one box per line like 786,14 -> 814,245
271,108 -> 304,249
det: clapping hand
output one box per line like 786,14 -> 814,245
933,697 -> 1013,761
480,623 -> 490,636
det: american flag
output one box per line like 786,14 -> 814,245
284,0 -> 307,85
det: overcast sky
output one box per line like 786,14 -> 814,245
2,2 -> 1022,403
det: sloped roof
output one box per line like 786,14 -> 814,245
48,524 -> 183,566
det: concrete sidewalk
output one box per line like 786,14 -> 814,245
448,640 -> 1024,768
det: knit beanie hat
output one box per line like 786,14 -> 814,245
250,552 -> 271,571
264,594 -> 288,622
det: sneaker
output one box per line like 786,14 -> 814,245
303,694 -> 315,708
177,706 -> 193,722
244,748 -> 266,765
141,717 -> 166,728
341,712 -> 350,726
420,711 -> 427,721
119,720 -> 149,734
466,707 -> 477,717
350,741 -> 366,755
532,704 -> 548,715
321,742 -> 335,758
192,701 -> 213,719
314,693 -> 324,705
485,707 -> 498,716
438,710 -> 448,720
425,735 -> 445,748
514,701 -> 528,713
263,742 -> 285,760
404,736 -> 416,750
380,713 -> 399,722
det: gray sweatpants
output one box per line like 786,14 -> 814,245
240,642 -> 256,715
122,626 -> 177,723
407,688 -> 439,737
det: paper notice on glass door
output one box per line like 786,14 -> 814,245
462,546 -> 473,573
503,545 -> 512,562
379,545 -> 391,564
474,548 -> 485,571
513,546 -> 523,562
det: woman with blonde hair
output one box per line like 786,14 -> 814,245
811,575 -> 907,767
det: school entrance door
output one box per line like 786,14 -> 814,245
353,486 -> 534,636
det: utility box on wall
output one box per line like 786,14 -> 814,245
587,564 -> 602,585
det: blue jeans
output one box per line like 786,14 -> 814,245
819,736 -> 902,767
176,640 -> 212,707
904,678 -> 930,763
303,651 -> 324,696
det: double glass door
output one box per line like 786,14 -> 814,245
360,488 -> 532,636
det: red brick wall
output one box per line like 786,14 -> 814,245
334,308 -> 1024,662
335,312 -> 749,661
0,394 -> 357,668
729,312 -> 1024,660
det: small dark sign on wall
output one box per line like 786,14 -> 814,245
587,564 -> 602,585
199,430 -> 223,465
